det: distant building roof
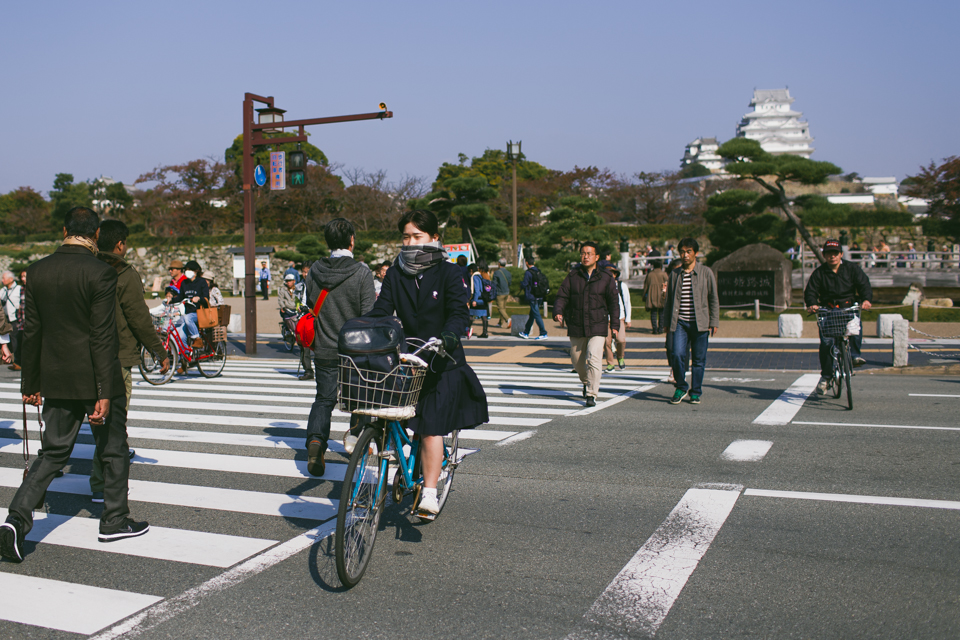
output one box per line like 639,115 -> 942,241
751,88 -> 794,105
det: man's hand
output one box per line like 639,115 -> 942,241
554,314 -> 563,324
624,321 -> 631,329
89,399 -> 110,426
807,305 -> 820,314
159,357 -> 171,374
710,326 -> 718,337
862,301 -> 872,310
0,344 -> 11,364
22,392 -> 41,406
191,296 -> 200,303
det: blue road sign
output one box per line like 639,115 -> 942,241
254,164 -> 266,187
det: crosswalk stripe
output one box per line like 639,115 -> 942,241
0,468 -> 337,520
0,439 -> 346,480
0,572 -> 163,635
0,508 -> 276,568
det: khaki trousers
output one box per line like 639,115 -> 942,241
495,294 -> 510,324
604,325 -> 627,364
570,335 -> 605,398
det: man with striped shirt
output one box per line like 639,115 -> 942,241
662,237 -> 719,404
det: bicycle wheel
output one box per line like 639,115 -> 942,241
831,344 -> 843,399
281,324 -> 296,352
436,430 -> 459,514
139,341 -> 177,385
842,341 -> 854,410
197,341 -> 226,378
335,427 -> 388,588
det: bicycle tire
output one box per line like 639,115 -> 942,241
197,341 -> 227,378
436,430 -> 459,514
281,324 -> 296,352
335,427 -> 388,588
832,344 -> 843,399
139,341 -> 177,386
843,341 -> 854,410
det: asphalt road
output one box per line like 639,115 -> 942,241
0,357 -> 957,639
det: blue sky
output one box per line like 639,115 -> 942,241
3,0 -> 957,196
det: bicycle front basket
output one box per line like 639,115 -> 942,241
337,355 -> 427,420
816,308 -> 858,338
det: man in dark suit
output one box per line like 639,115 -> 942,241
0,207 -> 149,563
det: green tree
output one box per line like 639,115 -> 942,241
49,173 -> 92,228
679,163 -> 712,179
90,178 -> 134,218
224,133 -> 329,180
703,189 -> 792,264
529,196 -> 612,271
902,156 -> 960,238
718,138 -> 842,264
409,175 -> 505,261
0,186 -> 51,235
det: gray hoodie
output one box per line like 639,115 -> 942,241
305,256 -> 376,360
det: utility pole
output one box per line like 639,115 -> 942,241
241,94 -> 392,354
507,141 -> 521,265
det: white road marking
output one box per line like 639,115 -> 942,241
908,393 -> 960,398
0,468 -> 337,520
745,488 -> 960,510
752,374 -> 820,425
567,486 -> 741,639
89,520 -> 337,640
792,420 -> 960,432
709,377 -> 776,382
0,573 -> 163,635
721,440 -> 773,461
0,508 -> 275,568
495,430 -> 537,447
569,384 -> 658,416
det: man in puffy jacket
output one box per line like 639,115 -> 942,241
303,218 -> 376,476
553,241 -> 620,407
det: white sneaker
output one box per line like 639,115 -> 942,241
343,433 -> 358,455
518,332 -> 530,339
816,376 -> 830,394
535,334 -> 548,340
418,492 -> 439,514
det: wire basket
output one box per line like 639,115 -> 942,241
337,354 -> 428,420
816,307 -> 860,338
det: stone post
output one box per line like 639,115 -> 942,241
892,318 -> 909,367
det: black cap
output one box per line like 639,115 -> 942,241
823,239 -> 841,253
185,260 -> 202,272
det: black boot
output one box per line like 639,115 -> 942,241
479,317 -> 489,338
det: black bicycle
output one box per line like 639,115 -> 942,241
815,304 -> 860,410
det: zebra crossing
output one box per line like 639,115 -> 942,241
0,358 -> 665,636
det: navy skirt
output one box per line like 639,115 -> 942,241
408,364 -> 488,436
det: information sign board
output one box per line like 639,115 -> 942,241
254,164 -> 266,187
270,152 -> 285,191
717,270 -> 775,308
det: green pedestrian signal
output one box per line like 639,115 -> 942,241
288,150 -> 305,188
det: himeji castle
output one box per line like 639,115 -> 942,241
736,88 -> 814,158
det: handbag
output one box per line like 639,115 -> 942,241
196,305 -> 218,329
295,289 -> 328,348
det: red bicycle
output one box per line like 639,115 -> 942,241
139,304 -> 226,385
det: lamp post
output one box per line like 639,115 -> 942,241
241,93 -> 392,354
507,140 -> 521,265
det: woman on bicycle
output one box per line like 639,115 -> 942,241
366,209 -> 489,515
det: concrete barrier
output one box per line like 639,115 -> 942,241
778,314 -> 803,338
877,313 -> 903,338
228,313 -> 242,333
892,318 -> 909,367
511,315 -> 528,337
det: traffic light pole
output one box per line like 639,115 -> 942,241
241,92 -> 393,354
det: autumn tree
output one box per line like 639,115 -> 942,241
902,156 -> 960,238
340,169 -> 428,231
135,159 -> 239,236
718,138 -> 842,264
0,187 -> 51,236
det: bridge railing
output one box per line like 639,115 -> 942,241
800,250 -> 960,271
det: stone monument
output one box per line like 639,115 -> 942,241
712,243 -> 792,312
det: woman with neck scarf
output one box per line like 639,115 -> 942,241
365,210 -> 489,516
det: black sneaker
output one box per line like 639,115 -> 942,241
0,515 -> 25,562
99,519 -> 149,543
91,491 -> 104,504
298,372 -> 314,381
307,438 -> 326,477
585,396 -> 596,408
582,384 -> 587,399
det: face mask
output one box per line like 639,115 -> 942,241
185,270 -> 196,279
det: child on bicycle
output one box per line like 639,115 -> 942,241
364,210 -> 489,514
804,239 -> 873,394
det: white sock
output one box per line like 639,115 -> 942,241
422,487 -> 437,500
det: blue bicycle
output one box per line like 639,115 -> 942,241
334,337 -> 460,588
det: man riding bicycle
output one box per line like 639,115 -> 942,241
804,239 -> 873,394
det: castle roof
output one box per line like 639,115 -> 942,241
750,88 -> 794,105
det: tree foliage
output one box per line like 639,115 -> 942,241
408,174 -> 505,261
718,137 -> 842,263
0,187 -> 51,236
703,189 -> 792,264
528,196 -> 612,271
902,156 -> 960,238
135,160 -> 238,236
49,173 -> 93,229
224,133 -> 329,180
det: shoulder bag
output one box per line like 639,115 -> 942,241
295,289 -> 328,348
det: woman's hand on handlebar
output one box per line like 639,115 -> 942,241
806,305 -> 820,315
440,331 -> 459,353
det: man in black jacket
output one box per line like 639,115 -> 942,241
805,238 -> 873,394
1,208 -> 148,563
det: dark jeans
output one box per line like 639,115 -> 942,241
650,307 -> 664,333
524,298 -> 546,335
260,279 -> 269,300
10,396 -> 130,535
12,329 -> 21,366
306,358 -> 338,448
671,319 -> 710,396
818,328 -> 863,378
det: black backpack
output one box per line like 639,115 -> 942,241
529,267 -> 549,299
479,277 -> 495,303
